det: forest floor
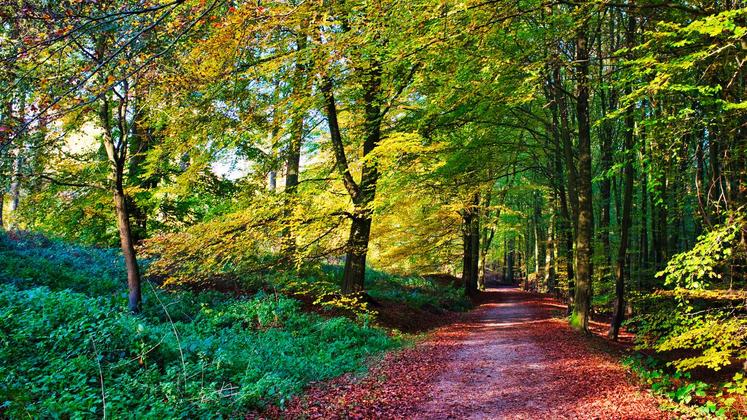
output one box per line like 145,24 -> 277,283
269,285 -> 670,419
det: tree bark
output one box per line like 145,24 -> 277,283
638,131 -> 649,287
100,97 -> 142,313
506,237 -> 515,285
0,191 -> 4,230
572,16 -> 594,332
113,187 -> 142,313
461,193 -> 480,296
320,56 -> 383,294
533,191 -> 545,288
552,60 -> 580,233
545,210 -> 556,293
548,70 -> 575,301
610,15 -> 636,338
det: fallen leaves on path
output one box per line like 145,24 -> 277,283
258,288 -> 669,419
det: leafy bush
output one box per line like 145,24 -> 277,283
628,215 -> 747,372
622,354 -> 742,418
0,234 -> 396,417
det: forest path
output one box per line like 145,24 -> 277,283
278,286 -> 668,419
413,286 -> 665,419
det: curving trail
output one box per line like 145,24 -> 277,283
277,286 -> 668,419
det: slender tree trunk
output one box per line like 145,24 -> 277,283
479,227 -> 495,290
462,193 -> 480,296
8,148 -> 22,213
549,77 -> 575,301
545,210 -> 556,293
100,98 -> 142,313
572,17 -> 593,332
553,62 -> 580,233
507,237 -> 515,284
654,173 -> 668,271
709,134 -> 724,214
610,16 -> 636,338
638,133 -> 649,287
0,191 -> 4,230
695,133 -> 710,231
284,24 -> 309,198
8,95 -> 25,224
114,186 -> 142,313
268,171 -> 277,191
533,191 -> 545,288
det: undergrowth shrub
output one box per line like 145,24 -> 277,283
0,284 -> 395,417
0,234 -> 396,417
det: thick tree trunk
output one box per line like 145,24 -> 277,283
322,57 -> 383,294
549,69 -> 575,300
341,214 -> 372,294
572,18 -> 593,332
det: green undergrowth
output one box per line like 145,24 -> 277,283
0,233 -> 397,417
623,354 -> 746,418
315,265 -> 471,312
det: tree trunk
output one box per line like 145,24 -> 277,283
8,95 -> 25,225
610,16 -> 636,338
284,24 -> 309,197
695,133 -> 710,232
479,227 -> 495,290
506,237 -> 515,284
114,187 -> 142,313
341,214 -> 371,294
322,56 -> 383,294
653,173 -> 668,271
545,211 -> 556,293
268,171 -> 277,191
638,132 -> 649,287
553,61 -> 580,233
533,191 -> 545,288
100,97 -> 142,313
0,191 -> 4,230
462,193 -> 480,296
572,17 -> 593,332
549,67 -> 575,300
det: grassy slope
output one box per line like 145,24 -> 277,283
0,233 -> 400,418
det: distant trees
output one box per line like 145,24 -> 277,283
2,0 -> 744,339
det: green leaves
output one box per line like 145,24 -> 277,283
0,236 -> 395,417
656,215 -> 743,290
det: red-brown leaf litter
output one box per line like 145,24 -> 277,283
258,287 -> 668,419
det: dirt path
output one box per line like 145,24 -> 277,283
277,287 -> 668,419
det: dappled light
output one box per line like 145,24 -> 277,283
1,0 -> 745,417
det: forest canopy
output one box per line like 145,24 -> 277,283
1,0 -> 746,417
